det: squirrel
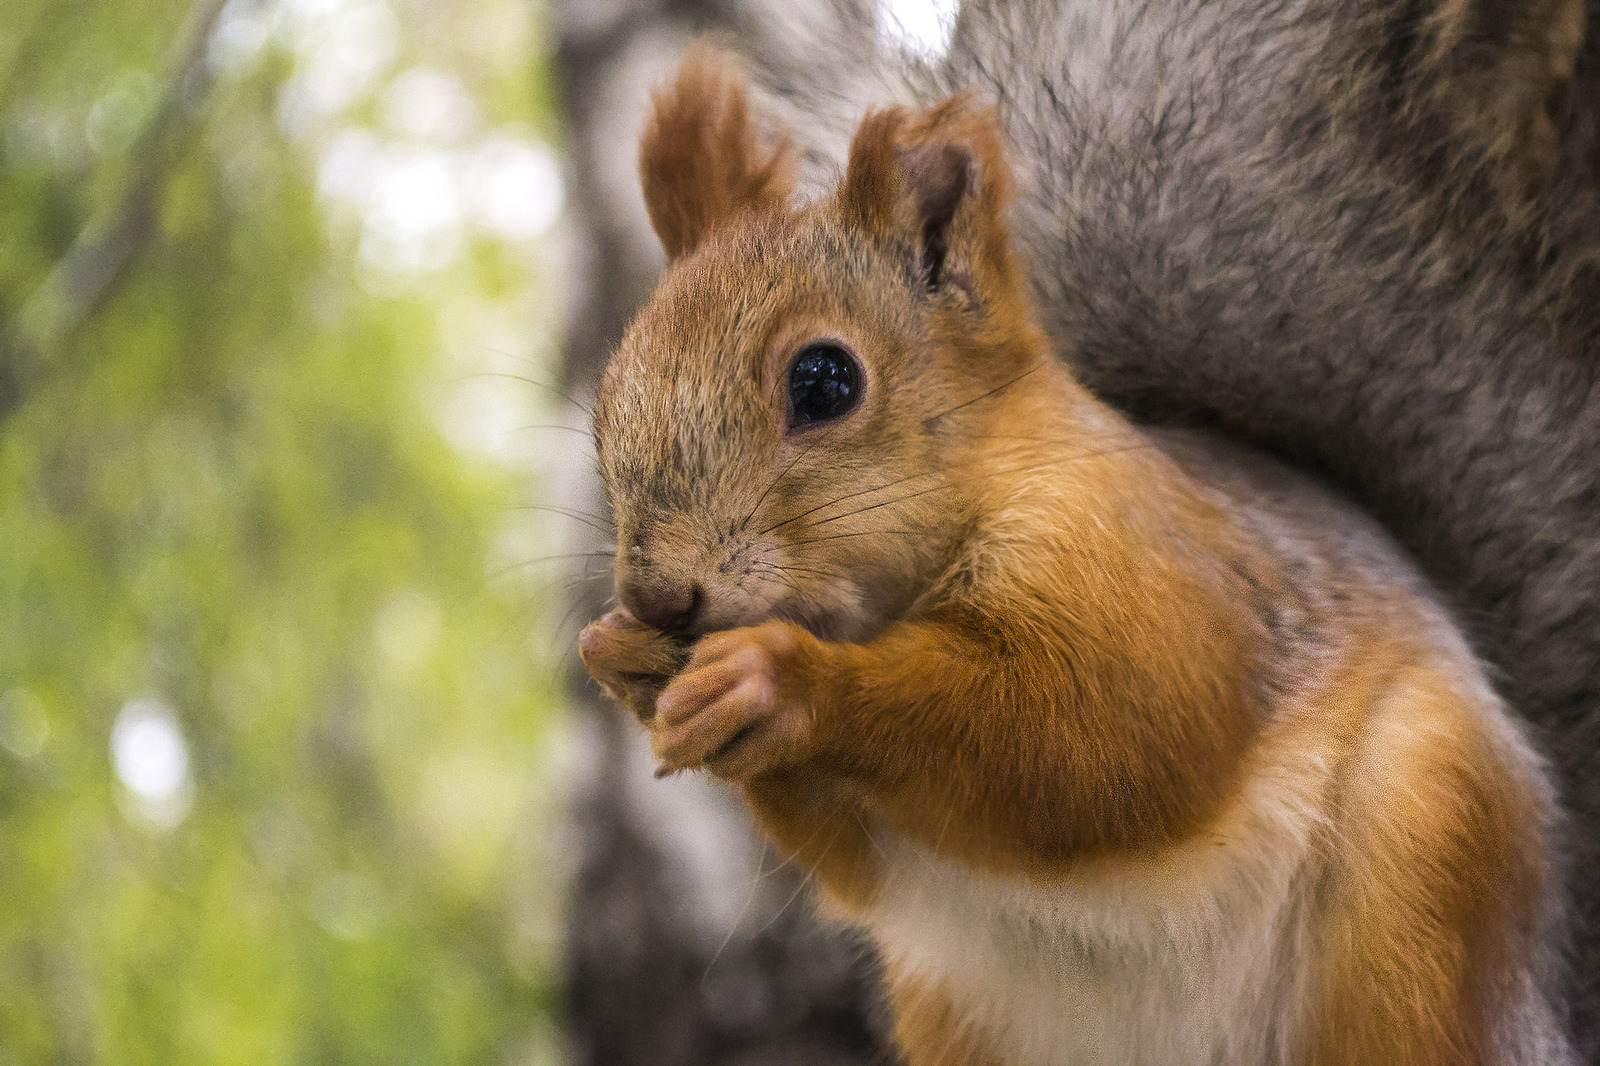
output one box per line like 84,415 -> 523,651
733,4 -> 1600,1051
578,55 -> 1572,1064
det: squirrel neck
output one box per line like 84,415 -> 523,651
953,357 -> 1264,660
936,358 -> 1270,850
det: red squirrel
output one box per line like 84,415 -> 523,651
577,53 -> 1569,1065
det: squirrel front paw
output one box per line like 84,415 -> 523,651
578,609 -> 691,723
652,621 -> 818,781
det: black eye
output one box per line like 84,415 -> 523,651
787,343 -> 861,429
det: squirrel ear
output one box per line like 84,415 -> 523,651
839,97 -> 1012,295
899,141 -> 971,290
638,48 -> 797,260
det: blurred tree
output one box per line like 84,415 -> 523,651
0,0 -> 574,1062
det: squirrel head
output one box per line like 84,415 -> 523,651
595,49 -> 1048,641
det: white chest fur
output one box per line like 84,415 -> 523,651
859,762 -> 1328,1066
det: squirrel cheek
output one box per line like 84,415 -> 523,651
796,579 -> 874,642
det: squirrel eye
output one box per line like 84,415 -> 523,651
787,343 -> 861,430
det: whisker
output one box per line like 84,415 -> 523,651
484,550 -> 616,584
921,362 -> 1044,430
761,419 -> 1151,537
552,579 -> 617,644
755,840 -> 833,937
949,432 -> 1120,444
515,422 -> 597,439
766,563 -> 844,581
752,370 -> 1061,538
758,467 -> 941,537
702,844 -> 773,986
802,479 -> 957,530
754,427 -> 1085,539
733,351 -> 846,534
464,370 -> 594,418
741,432 -> 826,532
779,440 -> 1163,535
784,528 -> 922,547
745,566 -> 803,594
510,502 -> 616,534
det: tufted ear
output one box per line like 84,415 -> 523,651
838,95 -> 1018,301
638,47 -> 797,260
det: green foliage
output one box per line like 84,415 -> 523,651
0,0 -> 572,1061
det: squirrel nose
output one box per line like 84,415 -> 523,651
623,580 -> 703,634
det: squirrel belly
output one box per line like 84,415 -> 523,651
580,53 -> 1570,1065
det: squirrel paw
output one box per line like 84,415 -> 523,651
578,608 -> 691,723
652,622 -> 816,781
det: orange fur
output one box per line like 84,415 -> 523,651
740,770 -> 878,912
1310,666 -> 1551,1065
580,51 -> 1564,1065
888,972 -> 1007,1066
637,47 -> 796,260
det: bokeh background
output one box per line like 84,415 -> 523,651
1,0 -> 579,1060
0,0 -> 954,1062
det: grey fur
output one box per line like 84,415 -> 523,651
739,0 -> 1600,1054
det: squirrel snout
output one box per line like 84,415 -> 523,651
622,579 -> 703,634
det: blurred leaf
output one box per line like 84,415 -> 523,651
1,0 -> 572,1062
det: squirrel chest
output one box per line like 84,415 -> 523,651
862,758 -> 1320,1066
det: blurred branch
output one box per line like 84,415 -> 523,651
0,0 -> 230,421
